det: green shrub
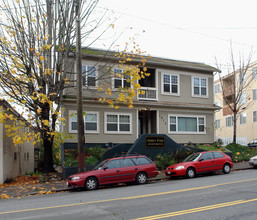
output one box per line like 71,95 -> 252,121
226,143 -> 257,162
154,153 -> 177,171
85,155 -> 98,166
85,146 -> 106,160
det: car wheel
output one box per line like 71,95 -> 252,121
186,167 -> 196,178
223,163 -> 231,174
84,177 -> 98,190
136,172 -> 148,184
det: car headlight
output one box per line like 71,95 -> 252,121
175,166 -> 185,170
71,176 -> 80,180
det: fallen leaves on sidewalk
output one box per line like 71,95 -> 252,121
0,175 -> 63,200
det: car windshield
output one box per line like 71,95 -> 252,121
183,153 -> 201,162
93,160 -> 108,170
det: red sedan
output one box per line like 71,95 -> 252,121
165,151 -> 233,178
67,155 -> 159,190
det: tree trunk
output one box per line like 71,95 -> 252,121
41,102 -> 55,173
43,135 -> 55,173
233,111 -> 237,143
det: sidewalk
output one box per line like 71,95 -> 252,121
0,161 -> 252,199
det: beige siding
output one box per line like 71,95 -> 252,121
63,103 -> 138,144
214,61 -> 257,145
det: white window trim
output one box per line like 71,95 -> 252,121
82,64 -> 98,88
191,76 -> 208,98
112,68 -> 131,90
69,110 -> 100,134
253,111 -> 257,123
253,89 -> 257,101
239,113 -> 247,125
168,114 -> 206,134
239,93 -> 246,105
225,116 -> 233,127
214,84 -> 220,94
161,73 -> 180,96
104,112 -> 132,134
215,119 -> 221,129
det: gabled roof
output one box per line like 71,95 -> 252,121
77,47 -> 220,74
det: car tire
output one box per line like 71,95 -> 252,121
84,177 -> 98,190
136,172 -> 148,184
223,163 -> 231,174
186,167 -> 196,178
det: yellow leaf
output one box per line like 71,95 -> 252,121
37,109 -> 41,114
40,56 -> 44,61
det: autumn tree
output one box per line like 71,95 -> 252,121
0,0 -> 150,173
0,0 -> 114,173
216,48 -> 254,143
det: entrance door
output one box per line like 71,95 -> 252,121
138,110 -> 157,136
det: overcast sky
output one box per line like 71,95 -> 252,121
94,0 -> 257,74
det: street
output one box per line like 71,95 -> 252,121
1,169 -> 257,219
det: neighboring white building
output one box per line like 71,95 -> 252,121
61,48 -> 219,147
0,100 -> 34,184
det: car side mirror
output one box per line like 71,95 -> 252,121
103,167 -> 108,170
199,159 -> 204,162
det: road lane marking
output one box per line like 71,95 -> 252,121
1,178 -> 257,215
134,198 -> 257,219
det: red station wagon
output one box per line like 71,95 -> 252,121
67,155 -> 159,190
165,151 -> 233,178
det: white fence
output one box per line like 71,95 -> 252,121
216,137 -> 248,146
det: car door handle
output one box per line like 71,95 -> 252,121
212,161 -> 215,162
116,170 -> 120,172
135,168 -> 138,170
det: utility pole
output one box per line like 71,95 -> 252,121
75,0 -> 85,173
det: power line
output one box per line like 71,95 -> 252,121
97,6 -> 257,50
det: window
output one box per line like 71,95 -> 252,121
14,152 -> 17,161
85,113 -> 98,131
69,111 -> 99,133
252,67 -> 257,79
105,113 -> 132,133
253,111 -> 257,122
239,73 -> 246,84
253,89 -> 257,101
226,116 -> 233,127
105,159 -> 121,169
239,93 -> 246,105
114,69 -> 130,89
213,152 -> 224,159
168,115 -> 206,133
200,152 -> 214,161
122,158 -> 136,167
82,65 -> 96,87
215,119 -> 221,129
131,157 -> 152,165
192,77 -> 208,97
215,84 -> 220,94
240,113 -> 247,125
162,73 -> 179,95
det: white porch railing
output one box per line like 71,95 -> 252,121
138,87 -> 157,100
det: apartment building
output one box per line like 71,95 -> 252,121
61,48 -> 219,147
214,61 -> 257,145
